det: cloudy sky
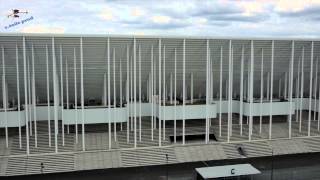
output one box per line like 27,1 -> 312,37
0,0 -> 320,37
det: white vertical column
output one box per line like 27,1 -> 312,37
113,48 -> 117,141
66,60 -> 70,134
73,48 -> 78,144
59,45 -> 64,146
230,45 -> 234,136
80,37 -> 85,151
133,38 -> 137,148
299,47 -> 305,132
23,37 -> 30,155
126,45 -> 130,143
259,48 -> 264,134
2,46 -> 8,148
151,46 -> 154,141
267,72 -> 270,100
205,39 -> 209,143
210,49 -> 213,108
163,45 -> 166,140
16,44 -> 22,149
308,41 -> 314,137
31,44 -> 38,147
269,40 -> 274,140
314,59 -> 318,122
318,61 -> 320,130
46,45 -> 52,147
296,58 -> 301,122
182,39 -> 186,145
139,45 -> 142,142
27,59 -> 32,136
158,39 -> 162,146
240,46 -> 244,136
249,40 -> 254,140
107,38 -> 111,149
219,46 -> 223,137
52,37 -> 58,153
153,51 -> 157,130
130,55 -> 133,131
227,41 -> 232,142
170,73 -> 173,104
120,58 -> 123,131
174,48 -> 177,143
289,41 -> 295,139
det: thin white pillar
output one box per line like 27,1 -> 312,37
107,38 -> 111,149
16,44 -> 22,149
80,37 -> 85,151
130,55 -> 133,131
46,45 -> 52,147
158,39 -> 162,146
219,46 -> 223,137
126,45 -> 130,142
163,45 -> 166,140
227,41 -> 232,142
174,48 -> 177,143
259,48 -> 264,134
269,40 -> 274,140
151,46 -> 154,141
182,39 -> 186,145
205,39 -> 209,143
66,60 -> 70,134
27,58 -> 33,136
313,59 -> 318,122
113,48 -> 117,141
133,38 -> 137,148
52,37 -> 58,153
59,45 -> 64,146
23,37 -> 30,155
308,42 -> 314,137
288,41 -> 295,139
31,44 -> 38,147
299,47 -> 305,132
2,47 -> 8,148
27,59 -> 32,136
267,72 -> 270,100
230,45 -> 234,136
170,73 -> 173,104
73,48 -> 78,144
249,41 -> 254,140
139,45 -> 142,142
240,46 -> 244,136
120,58 -> 123,131
318,65 -> 320,130
296,58 -> 300,122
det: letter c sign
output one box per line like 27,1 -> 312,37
231,168 -> 235,175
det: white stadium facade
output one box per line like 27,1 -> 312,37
0,33 -> 320,176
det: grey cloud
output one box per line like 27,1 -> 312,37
278,6 -> 320,21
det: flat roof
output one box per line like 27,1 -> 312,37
195,164 -> 261,179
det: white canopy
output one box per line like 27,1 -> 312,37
195,163 -> 261,179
